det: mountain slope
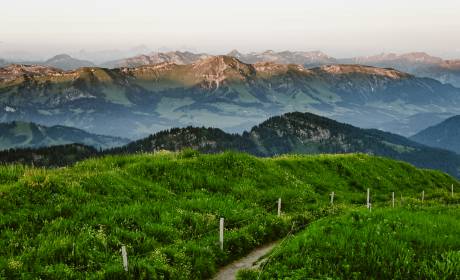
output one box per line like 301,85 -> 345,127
112,112 -> 460,178
410,115 -> 460,154
2,57 -> 460,138
0,121 -> 129,150
44,54 -> 95,70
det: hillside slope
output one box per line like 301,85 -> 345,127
0,121 -> 129,150
410,115 -> 460,154
0,152 -> 456,279
1,58 -> 460,138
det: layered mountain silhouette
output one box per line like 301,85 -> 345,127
3,112 -> 460,177
0,121 -> 129,150
2,56 -> 460,139
410,115 -> 460,154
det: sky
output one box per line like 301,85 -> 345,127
1,0 -> 460,60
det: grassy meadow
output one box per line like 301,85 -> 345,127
0,151 -> 458,279
239,206 -> 460,280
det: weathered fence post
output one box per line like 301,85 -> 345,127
330,192 -> 335,205
219,218 -> 224,251
277,198 -> 282,217
121,245 -> 128,272
422,190 -> 425,204
452,184 -> 454,198
392,192 -> 395,208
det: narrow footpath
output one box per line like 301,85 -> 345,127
212,241 -> 279,280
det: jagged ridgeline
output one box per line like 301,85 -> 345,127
112,112 -> 460,178
0,152 -> 457,278
2,56 -> 460,139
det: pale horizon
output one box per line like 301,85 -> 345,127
1,0 -> 460,60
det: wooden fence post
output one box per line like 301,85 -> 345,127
330,192 -> 335,205
219,218 -> 224,251
452,184 -> 454,198
121,245 -> 128,272
392,192 -> 395,208
422,190 -> 425,204
277,198 -> 282,217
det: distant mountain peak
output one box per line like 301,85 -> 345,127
45,53 -> 73,61
410,115 -> 460,154
43,54 -> 95,70
262,50 -> 276,55
227,49 -> 244,58
191,56 -> 255,88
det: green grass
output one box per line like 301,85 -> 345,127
0,151 -> 457,279
239,206 -> 460,280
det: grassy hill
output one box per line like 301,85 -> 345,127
0,151 -> 457,279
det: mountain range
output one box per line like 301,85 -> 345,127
105,50 -> 460,88
101,51 -> 212,68
0,121 -> 129,150
2,56 -> 460,139
3,111 -> 460,178
410,115 -> 460,154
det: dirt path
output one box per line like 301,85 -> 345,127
212,241 -> 278,280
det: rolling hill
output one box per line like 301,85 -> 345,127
0,121 -> 129,150
2,57 -> 460,139
410,115 -> 460,154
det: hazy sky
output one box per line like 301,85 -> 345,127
1,0 -> 460,59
